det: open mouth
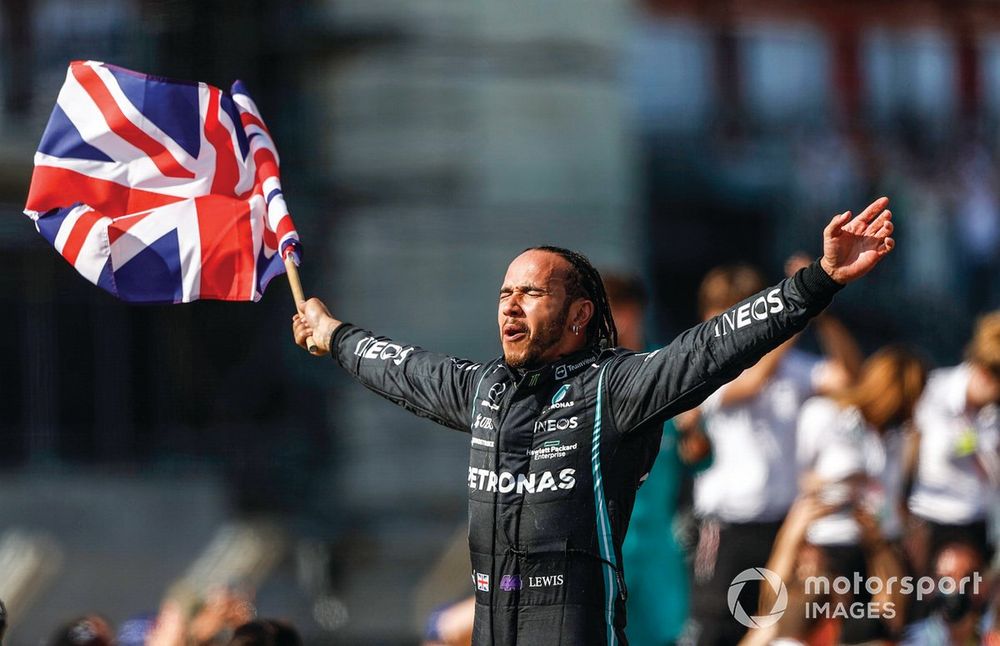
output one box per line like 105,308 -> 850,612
503,324 -> 527,343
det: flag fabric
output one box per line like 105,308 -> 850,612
23,60 -> 301,303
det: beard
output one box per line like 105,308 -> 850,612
503,306 -> 569,370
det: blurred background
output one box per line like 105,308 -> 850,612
0,0 -> 998,643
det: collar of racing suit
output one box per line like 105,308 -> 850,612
502,346 -> 602,389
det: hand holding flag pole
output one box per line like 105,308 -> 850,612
282,251 -> 317,353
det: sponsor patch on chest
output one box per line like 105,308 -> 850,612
534,416 -> 579,433
468,467 -> 576,493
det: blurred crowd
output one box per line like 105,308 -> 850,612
423,257 -> 1000,646
795,127 -> 999,302
676,260 -> 999,646
0,589 -> 300,646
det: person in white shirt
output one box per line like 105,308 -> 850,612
908,311 -> 1000,572
797,346 -> 928,548
796,347 -> 927,642
686,258 -> 863,646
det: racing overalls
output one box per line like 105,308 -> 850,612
330,261 -> 842,645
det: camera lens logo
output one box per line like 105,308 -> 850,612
728,568 -> 787,629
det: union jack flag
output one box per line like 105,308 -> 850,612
23,60 -> 301,303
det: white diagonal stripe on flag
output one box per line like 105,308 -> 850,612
31,152 -> 209,200
51,204 -> 91,254
73,215 -> 113,285
248,193 -> 266,301
89,62 -> 199,171
214,95 -> 255,195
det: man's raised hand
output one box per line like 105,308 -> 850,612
292,297 -> 341,356
819,196 -> 894,285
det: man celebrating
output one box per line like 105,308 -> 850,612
293,198 -> 894,645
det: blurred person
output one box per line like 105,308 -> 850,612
145,602 -> 187,646
49,615 -> 114,646
798,347 -> 928,547
294,199 -> 895,644
688,255 -> 863,646
739,494 -> 837,646
116,613 -> 157,646
741,494 -> 907,646
796,347 -> 928,641
141,590 -> 256,646
609,273 -> 711,646
227,620 -> 301,646
424,597 -> 475,646
850,508 -> 911,643
900,541 -> 989,645
978,584 -> 1000,645
188,588 -> 256,646
0,598 -> 6,645
908,311 -> 1000,572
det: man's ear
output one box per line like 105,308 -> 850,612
571,299 -> 594,330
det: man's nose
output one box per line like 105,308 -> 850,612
502,295 -> 523,316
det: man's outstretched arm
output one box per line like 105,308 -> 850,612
608,197 -> 894,433
293,299 -> 484,432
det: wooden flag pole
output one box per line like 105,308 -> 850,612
284,254 -> 317,353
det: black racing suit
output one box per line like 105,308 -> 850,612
330,261 -> 842,645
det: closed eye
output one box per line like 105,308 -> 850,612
500,285 -> 549,299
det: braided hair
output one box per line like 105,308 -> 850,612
527,246 -> 618,349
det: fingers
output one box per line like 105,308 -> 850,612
864,208 -> 892,236
295,326 -> 325,355
829,205 -> 893,241
869,210 -> 895,257
298,297 -> 334,322
824,211 -> 851,239
297,297 -> 319,317
291,314 -> 312,349
858,196 -> 890,223
846,196 -> 889,231
869,212 -> 893,238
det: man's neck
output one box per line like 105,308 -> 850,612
507,344 -> 595,377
